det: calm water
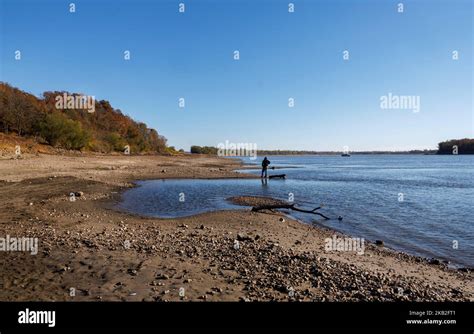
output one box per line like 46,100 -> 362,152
117,155 -> 474,268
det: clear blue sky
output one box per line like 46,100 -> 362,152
1,0 -> 472,151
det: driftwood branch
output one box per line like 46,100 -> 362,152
251,203 -> 330,220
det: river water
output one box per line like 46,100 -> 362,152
117,154 -> 474,268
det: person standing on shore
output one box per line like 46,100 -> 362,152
261,157 -> 270,178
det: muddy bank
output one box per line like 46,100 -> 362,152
0,154 -> 472,301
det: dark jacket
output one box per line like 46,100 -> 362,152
262,158 -> 270,168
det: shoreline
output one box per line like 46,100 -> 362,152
0,153 -> 472,301
118,185 -> 470,271
117,174 -> 470,270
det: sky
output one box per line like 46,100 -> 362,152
1,0 -> 472,151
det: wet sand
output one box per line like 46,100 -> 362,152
0,153 -> 472,301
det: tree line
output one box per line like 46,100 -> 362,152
189,146 -> 448,155
0,82 -> 168,153
190,146 -> 218,154
437,139 -> 474,154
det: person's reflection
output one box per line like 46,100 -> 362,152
261,178 -> 268,186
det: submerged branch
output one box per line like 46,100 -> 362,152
251,203 -> 330,220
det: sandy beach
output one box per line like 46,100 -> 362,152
0,152 -> 472,302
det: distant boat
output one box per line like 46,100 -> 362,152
341,153 -> 351,157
